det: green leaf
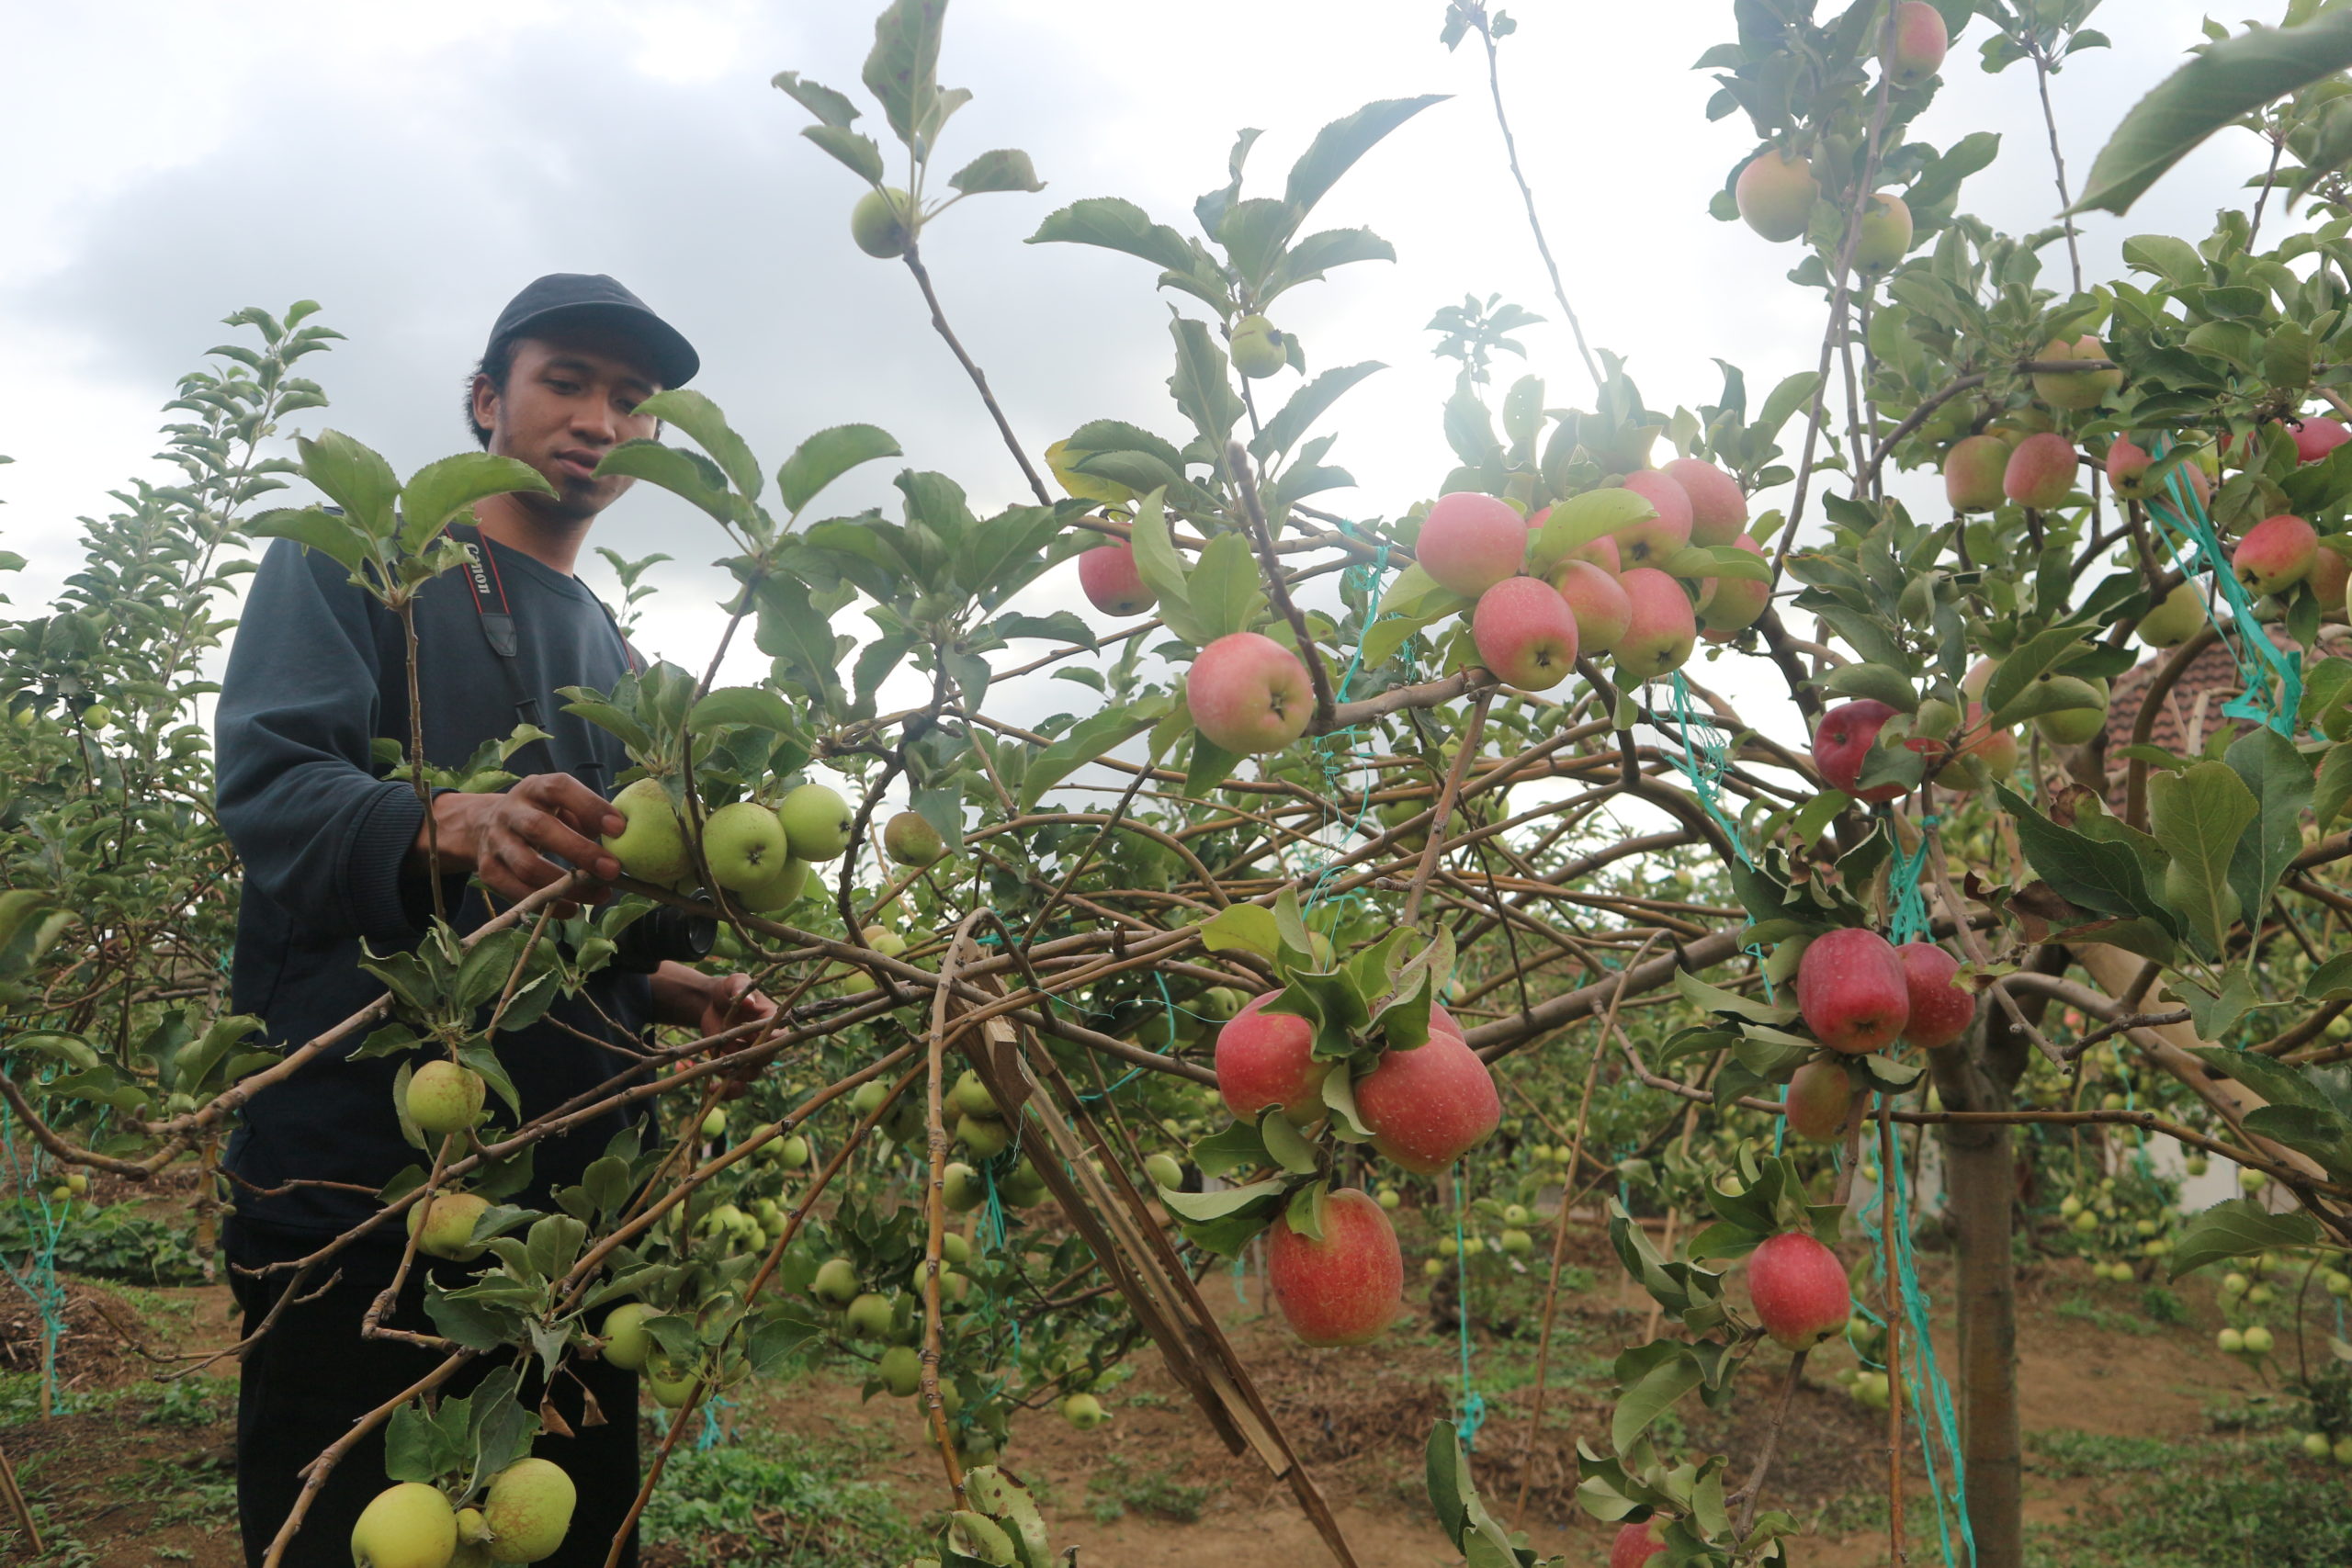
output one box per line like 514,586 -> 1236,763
1996,786 -> 2162,922
1190,1120 -> 1270,1178
2310,953 -> 2352,999
1673,966 -> 1797,1026
1820,663 -> 1918,711
1026,197 -> 1202,276
801,125 -> 886,185
688,686 -> 799,735
2169,1197 -> 2322,1279
1282,97 -> 1447,226
1184,734 -> 1241,797
1261,230 -> 1397,302
297,430 -> 400,537
2071,13 -> 2352,217
2149,761 -> 2260,951
1158,1178 -> 1287,1224
1983,625 -> 2088,728
1611,1342 -> 1702,1456
1199,904 -> 1282,963
751,574 -> 850,715
1527,488 -> 1657,573
1127,490 -> 1193,620
1187,533 -> 1268,641
1262,1118 -> 1318,1177
1017,698 -> 1165,814
249,507 -> 369,575
1251,363 -> 1385,463
948,148 -> 1044,195
1169,318 -> 1243,451
769,70 -> 860,129
398,453 -> 554,554
597,441 -> 741,525
775,424 -> 901,517
861,0 -> 947,150
638,389 -> 763,502
2315,742 -> 2352,839
2223,726 -> 2312,929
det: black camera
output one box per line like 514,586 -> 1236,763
610,899 -> 717,973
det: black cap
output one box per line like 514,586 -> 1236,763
484,273 -> 699,389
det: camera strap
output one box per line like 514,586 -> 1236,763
444,522 -> 643,789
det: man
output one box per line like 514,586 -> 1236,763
216,275 -> 770,1567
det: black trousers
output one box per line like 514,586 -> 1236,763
225,1219 -> 640,1568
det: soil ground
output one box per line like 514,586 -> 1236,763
3,1194 -> 2346,1566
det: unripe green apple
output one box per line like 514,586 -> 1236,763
1853,192 -> 1912,273
1144,1152 -> 1183,1190
1736,149 -> 1818,243
406,1060 -> 486,1138
774,1134 -> 810,1169
481,1456 -> 574,1564
700,1108 -> 727,1141
2242,1324 -> 2275,1357
1229,315 -> 1288,378
408,1191 -> 491,1261
454,1507 -> 492,1568
883,810 -> 946,868
862,924 -> 908,959
63,1172 -> 88,1196
1377,1187 -> 1402,1211
602,777 -> 690,884
2336,1436 -> 2352,1467
2030,676 -> 2109,747
877,1344 -> 922,1396
2326,1269 -> 2351,1297
646,1356 -> 699,1408
1424,1256 -> 1444,1277
777,783 -> 854,863
2031,335 -> 2122,412
2216,1326 -> 2244,1354
2239,1167 -> 2267,1193
852,186 -> 917,258
351,1482 -> 458,1568
956,1113 -> 1012,1159
846,1292 -> 896,1339
735,854 -> 810,914
2247,1282 -> 2276,1307
1499,1228 -> 1533,1254
80,704 -> 111,729
949,1070 -> 998,1121
1061,1392 -> 1108,1428
2138,581 -> 2205,649
701,801 -> 790,890
812,1257 -> 861,1305
2306,1431 -> 2335,1460
1461,1235 -> 1485,1257
601,1303 -> 657,1371
943,1161 -> 987,1213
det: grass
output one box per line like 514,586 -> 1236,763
2024,1428 -> 2352,1567
639,1421 -> 920,1568
1083,1455 -> 1209,1525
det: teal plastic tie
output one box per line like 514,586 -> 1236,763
1667,672 -> 1756,867
1451,1164 -> 1487,1449
1301,535 -> 1394,914
2145,436 -> 2303,738
1887,812 -> 1940,948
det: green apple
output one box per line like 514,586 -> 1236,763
2243,1324 -> 2275,1357
351,1482 -> 458,1568
862,924 -> 908,959
80,704 -> 111,729
851,1080 -> 890,1119
701,801 -> 790,890
956,1114 -> 1012,1159
774,1134 -> 810,1170
852,186 -> 917,258
877,1344 -> 922,1397
2239,1166 -> 2267,1193
1500,1228 -> 1533,1254
453,1507 -> 493,1568
884,810 -> 947,868
2307,1431 -> 2336,1460
2138,581 -> 2206,649
406,1061 -> 486,1138
846,1292 -> 895,1339
949,1070 -> 998,1121
2335,1436 -> 2352,1467
736,854 -> 811,914
778,783 -> 854,863
1061,1392 -> 1108,1428
408,1191 -> 491,1261
943,1161 -> 987,1213
481,1457 -> 574,1564
812,1257 -> 862,1305
941,1232 -> 970,1267
602,778 -> 690,883
1143,1152 -> 1183,1190
1501,1203 -> 1530,1227
1376,1187 -> 1401,1212
1423,1257 -> 1444,1277
646,1356 -> 699,1408
1229,315 -> 1288,378
600,1303 -> 656,1371
700,1108 -> 726,1141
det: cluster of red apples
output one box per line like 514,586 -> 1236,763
1211,994 -> 1500,1347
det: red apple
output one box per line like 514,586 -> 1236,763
1811,699 -> 1905,804
1549,558 -> 1633,653
1354,1030 -> 1500,1175
1472,576 -> 1578,691
2295,417 -> 2350,464
2312,539 -> 2350,609
1896,942 -> 1974,1049
1784,1058 -> 1855,1143
1419,491 -> 1527,597
1663,457 -> 1748,547
1567,533 -> 1623,573
1747,1231 -> 1853,1349
1612,568 -> 1699,682
2233,514 -> 2317,595
1614,470 -> 1695,567
2104,435 -> 2152,500
1216,992 -> 1328,1123
1697,534 -> 1770,634
1188,633 -> 1313,755
2004,433 -> 2078,510
1943,434 -> 2008,513
1736,149 -> 1818,243
1883,0 -> 1949,84
1609,1518 -> 1667,1568
1796,927 -> 1910,1055
1077,540 -> 1154,616
1428,1002 -> 1464,1040
1267,1188 -> 1404,1346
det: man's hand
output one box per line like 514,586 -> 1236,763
653,964 -> 779,1100
408,773 -> 625,917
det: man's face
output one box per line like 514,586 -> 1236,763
473,334 -> 662,519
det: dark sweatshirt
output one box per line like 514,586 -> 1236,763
216,531 -> 656,1239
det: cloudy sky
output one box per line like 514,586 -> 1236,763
0,0 -> 2292,763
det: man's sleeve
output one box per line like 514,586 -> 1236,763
215,537 -> 430,946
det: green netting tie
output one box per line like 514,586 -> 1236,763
1666,671 -> 1756,868
1451,1163 -> 1487,1450
1230,1254 -> 1249,1306
2145,436 -> 2303,739
1886,810 -> 1940,949
694,1391 -> 735,1450
1301,536 -> 1394,913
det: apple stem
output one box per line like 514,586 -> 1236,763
1729,1348 -> 1809,1534
1223,440 -> 1337,735
897,243 -> 1053,508
1402,695 -> 1487,929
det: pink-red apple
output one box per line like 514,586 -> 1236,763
1267,1188 -> 1404,1346
1784,1058 -> 1855,1144
1796,927 -> 1910,1055
1077,540 -> 1154,616
1609,1518 -> 1667,1568
1419,491 -> 1527,596
1883,1 -> 1949,84
1549,559 -> 1633,654
1943,435 -> 2008,513
1354,1030 -> 1500,1175
2004,433 -> 2078,510
1736,150 -> 1818,243
2105,435 -> 2152,500
1664,457 -> 1748,547
1428,1002 -> 1464,1040
1747,1231 -> 1853,1349
1216,992 -> 1328,1124
2233,514 -> 2318,595
1811,699 -> 1906,804
2312,539 -> 2350,609
1188,633 -> 1314,755
1614,470 -> 1694,567
1472,576 -> 1578,691
1697,534 -> 1770,634
1613,568 -> 1698,681
1896,942 -> 1974,1048
1567,533 -> 1622,573
2296,417 -> 2350,464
